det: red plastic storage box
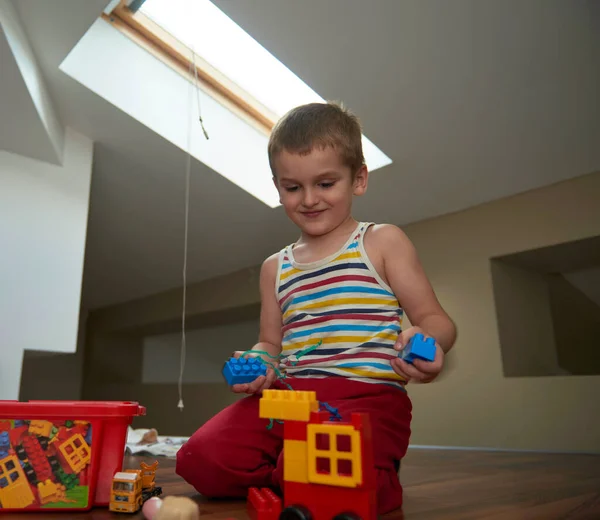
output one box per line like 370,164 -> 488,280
0,400 -> 145,512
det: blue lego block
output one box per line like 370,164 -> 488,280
222,356 -> 267,385
0,432 -> 9,451
85,426 -> 92,446
399,333 -> 436,363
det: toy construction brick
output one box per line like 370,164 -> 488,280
248,487 -> 282,520
222,357 -> 267,386
399,333 -> 436,363
283,439 -> 309,483
0,431 -> 9,449
259,389 -> 319,422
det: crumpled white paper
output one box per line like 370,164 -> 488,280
125,427 -> 189,458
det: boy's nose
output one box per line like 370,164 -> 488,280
302,189 -> 319,207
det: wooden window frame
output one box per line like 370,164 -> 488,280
102,0 -> 277,135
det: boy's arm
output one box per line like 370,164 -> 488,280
374,225 -> 456,353
230,253 -> 282,394
252,252 -> 283,358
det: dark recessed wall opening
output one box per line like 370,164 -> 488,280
491,235 -> 600,377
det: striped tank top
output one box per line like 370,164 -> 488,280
276,222 -> 406,389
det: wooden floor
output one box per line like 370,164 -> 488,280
3,450 -> 599,519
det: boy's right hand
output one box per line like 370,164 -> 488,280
229,351 -> 277,395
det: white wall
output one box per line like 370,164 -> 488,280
0,128 -> 93,399
142,319 -> 259,384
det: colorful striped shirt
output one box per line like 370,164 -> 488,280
276,222 -> 406,388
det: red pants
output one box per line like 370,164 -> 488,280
176,377 -> 412,515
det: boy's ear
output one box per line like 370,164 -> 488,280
353,165 -> 369,196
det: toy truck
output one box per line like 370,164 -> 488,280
109,462 -> 162,514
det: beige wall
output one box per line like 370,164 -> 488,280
84,171 -> 600,451
83,382 -> 241,436
490,261 -> 561,377
142,320 -> 259,384
402,171 -> 600,452
82,269 -> 260,435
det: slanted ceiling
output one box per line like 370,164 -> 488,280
7,0 -> 600,309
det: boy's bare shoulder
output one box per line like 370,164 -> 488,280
263,251 -> 280,268
367,223 -> 414,253
260,251 -> 284,283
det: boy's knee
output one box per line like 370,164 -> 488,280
176,429 -> 228,497
376,467 -> 403,514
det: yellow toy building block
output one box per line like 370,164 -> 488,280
59,433 -> 91,473
283,439 -> 308,483
38,480 -> 60,505
0,456 -> 35,508
28,420 -> 53,438
306,424 -> 363,488
259,389 -> 318,422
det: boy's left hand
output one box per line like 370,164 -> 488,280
391,327 -> 444,383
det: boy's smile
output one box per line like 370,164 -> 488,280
273,146 -> 368,238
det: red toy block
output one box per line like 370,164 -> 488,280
22,434 -> 53,482
248,487 -> 282,520
9,425 -> 28,447
351,412 -> 376,490
309,410 -> 334,424
283,420 -> 307,441
79,466 -> 89,486
285,481 -> 376,520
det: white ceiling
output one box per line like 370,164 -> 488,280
8,0 -> 600,310
0,22 -> 57,163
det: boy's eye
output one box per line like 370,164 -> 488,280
284,186 -> 299,192
319,181 -> 335,188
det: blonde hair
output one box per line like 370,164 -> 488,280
268,102 -> 365,177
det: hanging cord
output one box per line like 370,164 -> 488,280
192,50 -> 209,140
177,49 -> 209,412
237,341 -> 340,423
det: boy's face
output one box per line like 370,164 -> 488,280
273,146 -> 368,237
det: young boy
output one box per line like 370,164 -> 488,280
176,102 -> 456,514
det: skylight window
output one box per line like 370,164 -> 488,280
83,0 -> 391,206
114,0 -> 392,174
140,0 -> 320,120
